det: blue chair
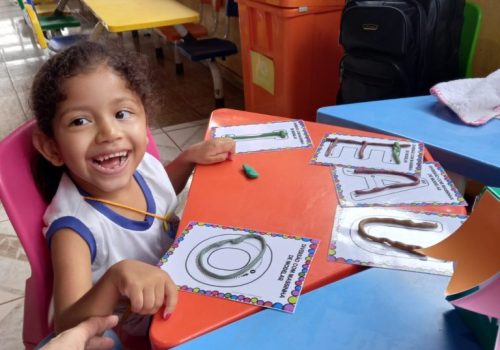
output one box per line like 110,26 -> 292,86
176,37 -> 238,108
156,0 -> 239,108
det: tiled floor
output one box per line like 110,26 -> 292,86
0,0 -> 244,347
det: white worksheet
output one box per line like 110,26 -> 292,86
311,133 -> 423,174
159,222 -> 319,313
329,207 -> 467,275
211,120 -> 312,153
333,162 -> 467,207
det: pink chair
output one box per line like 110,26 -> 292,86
0,120 -> 160,349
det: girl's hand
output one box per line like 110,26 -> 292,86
108,260 -> 178,319
186,137 -> 235,164
166,137 -> 236,194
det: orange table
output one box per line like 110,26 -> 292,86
149,109 -> 466,349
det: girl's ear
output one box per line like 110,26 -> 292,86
32,128 -> 64,166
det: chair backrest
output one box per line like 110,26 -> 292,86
459,1 -> 482,78
0,120 -> 50,349
0,121 -> 160,349
25,4 -> 48,49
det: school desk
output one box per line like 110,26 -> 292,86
316,95 -> 500,187
81,0 -> 199,40
172,268 -> 482,349
149,108 -> 467,349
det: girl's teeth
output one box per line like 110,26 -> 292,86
96,151 -> 127,162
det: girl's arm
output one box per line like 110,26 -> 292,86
166,138 -> 235,194
51,228 -> 177,334
51,228 -> 117,333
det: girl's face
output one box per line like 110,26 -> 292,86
45,64 -> 148,199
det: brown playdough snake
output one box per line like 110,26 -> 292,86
353,168 -> 420,195
358,217 -> 438,257
325,138 -> 410,158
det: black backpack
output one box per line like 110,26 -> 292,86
338,0 -> 465,104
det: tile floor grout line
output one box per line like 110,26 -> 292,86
161,119 -> 208,133
165,130 -> 183,152
0,295 -> 24,306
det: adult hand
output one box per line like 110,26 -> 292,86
42,315 -> 119,350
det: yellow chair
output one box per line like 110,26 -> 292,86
19,0 -> 81,32
25,4 -> 86,52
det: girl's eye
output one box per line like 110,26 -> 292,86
116,110 -> 132,120
70,117 -> 90,126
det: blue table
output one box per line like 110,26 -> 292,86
316,96 -> 500,187
173,268 -> 481,350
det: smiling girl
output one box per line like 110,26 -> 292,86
30,42 -> 234,348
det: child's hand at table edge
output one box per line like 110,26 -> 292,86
108,260 -> 178,319
185,137 -> 235,164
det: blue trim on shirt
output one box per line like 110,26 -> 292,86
46,216 -> 97,262
81,171 -> 157,231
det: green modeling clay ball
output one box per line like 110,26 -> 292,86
242,164 -> 259,179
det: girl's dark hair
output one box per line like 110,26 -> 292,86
30,41 -> 157,202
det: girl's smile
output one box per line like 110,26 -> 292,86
90,150 -> 130,174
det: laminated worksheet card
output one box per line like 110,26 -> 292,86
159,222 -> 319,313
311,133 -> 423,174
333,162 -> 467,207
329,207 -> 467,276
211,120 -> 312,153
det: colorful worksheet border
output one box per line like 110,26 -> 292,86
311,132 -> 424,175
159,221 -> 320,313
332,162 -> 467,207
328,210 -> 468,268
210,120 -> 313,153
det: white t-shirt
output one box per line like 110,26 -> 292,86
43,152 -> 178,283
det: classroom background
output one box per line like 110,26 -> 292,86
0,0 -> 499,348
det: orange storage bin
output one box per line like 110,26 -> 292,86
238,0 -> 344,121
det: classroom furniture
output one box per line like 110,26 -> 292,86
0,120 -> 161,349
155,23 -> 209,69
20,0 -> 81,31
176,37 -> 238,108
149,108 -> 466,349
154,0 -> 225,62
173,268 -> 482,349
238,0 -> 344,121
17,0 -> 65,16
459,1 -> 482,78
80,0 -> 199,41
24,4 -> 86,52
153,0 -> 238,108
316,95 -> 500,187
